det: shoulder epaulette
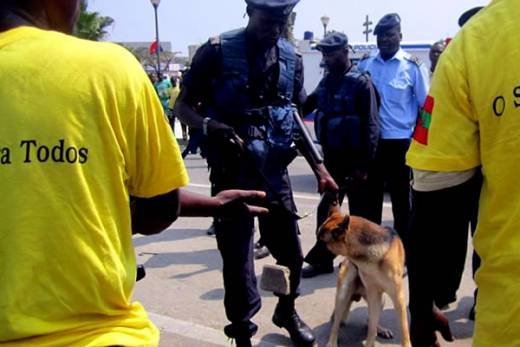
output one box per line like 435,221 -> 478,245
405,55 -> 423,66
209,36 -> 221,45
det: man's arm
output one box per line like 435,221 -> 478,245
173,41 -> 219,129
174,89 -> 205,129
292,56 -> 338,194
131,191 -> 180,235
179,189 -> 267,216
293,118 -> 338,194
302,91 -> 318,116
174,42 -> 243,149
357,75 -> 380,172
413,63 -> 430,107
131,189 -> 268,235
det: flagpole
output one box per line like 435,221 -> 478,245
150,0 -> 161,78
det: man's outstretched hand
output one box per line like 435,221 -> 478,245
215,190 -> 268,217
178,189 -> 268,217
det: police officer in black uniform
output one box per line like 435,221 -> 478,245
301,32 -> 381,278
174,1 -> 338,346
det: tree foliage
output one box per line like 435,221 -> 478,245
73,0 -> 114,41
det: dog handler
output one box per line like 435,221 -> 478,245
406,0 -> 520,346
302,32 -> 381,278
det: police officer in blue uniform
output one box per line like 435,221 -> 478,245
357,13 -> 429,245
301,32 -> 381,278
174,1 -> 338,346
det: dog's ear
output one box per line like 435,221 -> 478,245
318,226 -> 331,242
338,215 -> 350,231
331,215 -> 349,240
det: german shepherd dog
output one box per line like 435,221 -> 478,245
317,205 -> 411,347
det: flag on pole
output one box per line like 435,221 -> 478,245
149,40 -> 163,55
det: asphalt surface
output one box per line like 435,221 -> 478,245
132,154 -> 476,347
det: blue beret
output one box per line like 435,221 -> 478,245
245,0 -> 300,16
316,32 -> 348,53
374,13 -> 401,35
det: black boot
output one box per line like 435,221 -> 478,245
234,336 -> 252,347
301,263 -> 333,278
272,301 -> 315,346
224,322 -> 257,347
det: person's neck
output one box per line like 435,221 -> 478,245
329,62 -> 352,76
245,26 -> 276,52
380,48 -> 399,61
0,8 -> 46,32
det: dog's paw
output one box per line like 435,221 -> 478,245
376,325 -> 394,339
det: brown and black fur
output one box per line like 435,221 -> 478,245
318,205 -> 411,347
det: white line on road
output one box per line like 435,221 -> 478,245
148,312 -> 278,347
188,183 -> 392,208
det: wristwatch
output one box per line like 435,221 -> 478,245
202,117 -> 211,136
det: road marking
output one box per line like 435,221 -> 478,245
148,312 -> 278,347
187,183 -> 393,208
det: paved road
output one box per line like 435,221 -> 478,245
133,155 -> 476,346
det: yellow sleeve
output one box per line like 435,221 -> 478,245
125,72 -> 189,198
406,45 -> 480,172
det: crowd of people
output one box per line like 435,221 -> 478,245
2,0 -> 520,346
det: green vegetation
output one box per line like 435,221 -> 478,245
73,0 -> 114,41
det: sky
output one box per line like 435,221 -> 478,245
89,0 -> 488,55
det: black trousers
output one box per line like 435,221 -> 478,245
436,171 -> 482,306
371,138 -> 412,242
304,153 -> 378,267
407,176 -> 479,344
213,181 -> 303,337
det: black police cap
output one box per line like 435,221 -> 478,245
374,13 -> 401,35
316,32 -> 349,53
458,6 -> 484,27
245,0 -> 300,17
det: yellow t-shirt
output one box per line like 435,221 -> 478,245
407,1 -> 520,345
0,27 -> 189,346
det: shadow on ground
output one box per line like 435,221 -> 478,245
143,248 -> 221,279
134,226 -> 213,247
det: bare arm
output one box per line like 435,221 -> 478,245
174,89 -> 204,129
131,189 -> 268,235
179,189 -> 267,216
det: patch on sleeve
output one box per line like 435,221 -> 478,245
413,95 -> 434,145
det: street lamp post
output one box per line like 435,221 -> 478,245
150,0 -> 161,78
320,15 -> 330,37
